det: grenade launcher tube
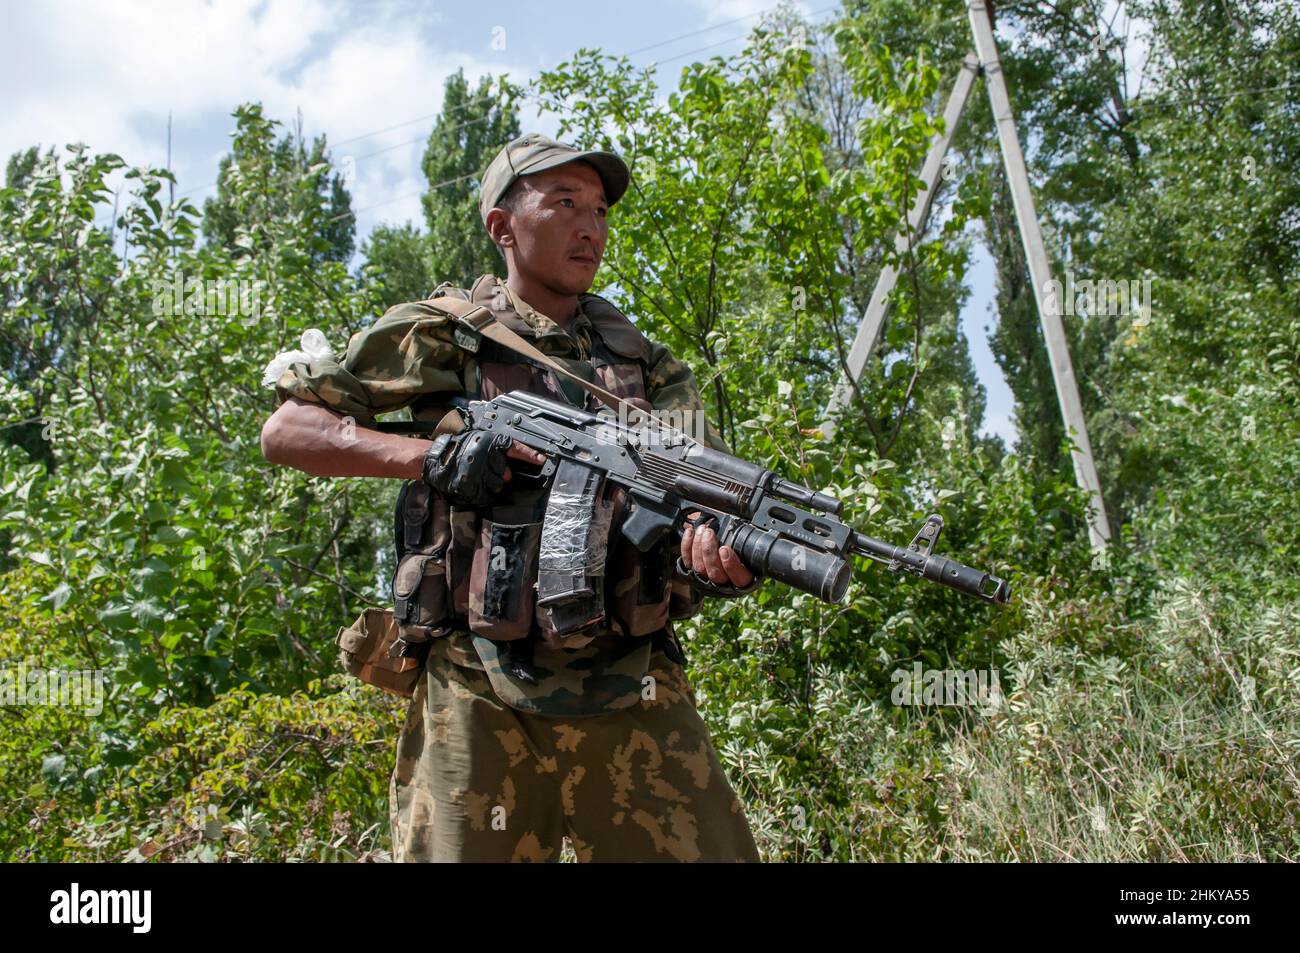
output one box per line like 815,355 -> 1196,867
726,522 -> 852,603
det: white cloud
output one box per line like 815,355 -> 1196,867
1,1 -> 333,164
1,0 -> 846,262
0,0 -> 534,245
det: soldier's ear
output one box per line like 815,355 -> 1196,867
485,208 -> 514,248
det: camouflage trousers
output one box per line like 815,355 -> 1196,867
388,636 -> 761,862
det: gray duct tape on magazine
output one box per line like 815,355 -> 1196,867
536,458 -> 614,636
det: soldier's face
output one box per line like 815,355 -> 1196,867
505,162 -> 609,294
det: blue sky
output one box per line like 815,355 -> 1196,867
0,0 -> 1016,444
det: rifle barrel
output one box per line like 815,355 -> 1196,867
851,531 -> 1010,604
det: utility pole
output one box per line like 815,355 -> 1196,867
967,1 -> 1110,547
824,53 -> 980,436
825,0 -> 1112,550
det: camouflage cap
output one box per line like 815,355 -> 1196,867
478,132 -> 630,224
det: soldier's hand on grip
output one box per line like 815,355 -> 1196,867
421,431 -> 513,507
679,512 -> 758,596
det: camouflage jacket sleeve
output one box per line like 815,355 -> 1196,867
273,301 -> 471,425
643,339 -> 729,453
642,339 -> 760,616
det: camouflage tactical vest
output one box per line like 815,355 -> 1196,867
389,276 -> 674,662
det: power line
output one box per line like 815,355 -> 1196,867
639,5 -> 838,66
238,6 -> 854,230
653,31 -> 768,65
623,3 -> 808,57
324,172 -> 477,225
351,115 -> 492,163
330,0 -> 815,155
1127,78 -> 1300,113
333,97 -> 488,146
175,112 -> 494,199
172,1 -> 828,201
332,6 -> 843,229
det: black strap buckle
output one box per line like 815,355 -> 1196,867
502,638 -> 540,684
651,628 -> 688,667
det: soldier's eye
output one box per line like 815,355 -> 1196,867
560,198 -> 574,207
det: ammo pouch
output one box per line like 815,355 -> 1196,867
380,471 -> 702,668
339,481 -> 471,695
391,482 -> 453,647
468,519 -> 541,639
336,607 -> 428,698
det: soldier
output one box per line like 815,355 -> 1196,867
260,133 -> 762,862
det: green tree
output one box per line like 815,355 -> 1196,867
3,4 -> 1296,864
202,108 -> 355,264
420,69 -> 521,286
0,145 -> 76,469
360,221 -> 433,310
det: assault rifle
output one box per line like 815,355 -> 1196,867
379,390 -> 1010,611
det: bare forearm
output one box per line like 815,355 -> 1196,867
260,397 -> 429,479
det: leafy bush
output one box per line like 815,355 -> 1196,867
2,4 -> 1297,862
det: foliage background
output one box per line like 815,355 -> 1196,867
1,0 -> 1296,861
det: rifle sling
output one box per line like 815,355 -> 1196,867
421,295 -> 659,427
